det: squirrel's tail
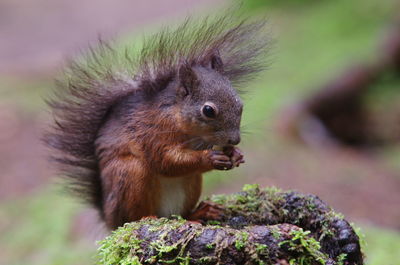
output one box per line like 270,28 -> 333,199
44,43 -> 134,215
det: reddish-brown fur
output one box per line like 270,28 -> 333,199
96,105 -> 216,228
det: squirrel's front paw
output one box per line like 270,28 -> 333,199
209,150 -> 234,170
223,146 -> 245,168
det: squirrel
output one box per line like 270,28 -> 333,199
45,14 -> 270,229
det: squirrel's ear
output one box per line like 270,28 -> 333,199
209,52 -> 224,73
178,64 -> 199,96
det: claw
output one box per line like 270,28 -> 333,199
209,150 -> 233,170
224,146 -> 245,167
208,147 -> 244,170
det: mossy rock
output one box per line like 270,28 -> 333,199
97,184 -> 363,265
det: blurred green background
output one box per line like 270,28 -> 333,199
0,0 -> 399,264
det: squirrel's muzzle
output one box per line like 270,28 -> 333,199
227,133 -> 241,145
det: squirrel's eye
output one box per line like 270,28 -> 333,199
201,103 -> 217,119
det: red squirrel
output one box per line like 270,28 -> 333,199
45,14 -> 270,229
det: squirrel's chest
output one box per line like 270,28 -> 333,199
156,176 -> 187,217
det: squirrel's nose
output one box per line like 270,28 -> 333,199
227,134 -> 241,145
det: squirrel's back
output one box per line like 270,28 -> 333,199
44,12 -> 271,220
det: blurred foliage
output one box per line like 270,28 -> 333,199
363,70 -> 400,109
363,226 -> 400,264
239,0 -> 397,133
0,187 -> 95,265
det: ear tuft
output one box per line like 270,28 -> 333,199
210,53 -> 224,73
178,64 -> 199,95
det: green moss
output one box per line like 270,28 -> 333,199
251,243 -> 270,265
97,185 -> 362,264
319,211 -> 346,241
97,222 -> 144,265
270,227 -> 282,240
97,217 -> 193,264
206,242 -> 215,249
234,231 -> 249,250
97,218 -> 334,264
351,222 -> 366,250
336,253 -> 347,265
199,256 -> 215,263
279,228 -> 327,265
209,184 -> 286,220
255,243 -> 268,254
242,183 -> 261,193
206,220 -> 221,225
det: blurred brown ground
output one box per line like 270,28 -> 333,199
0,0 -> 221,75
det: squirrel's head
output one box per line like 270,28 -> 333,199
174,54 -> 243,150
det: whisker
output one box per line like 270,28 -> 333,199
240,130 -> 252,136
